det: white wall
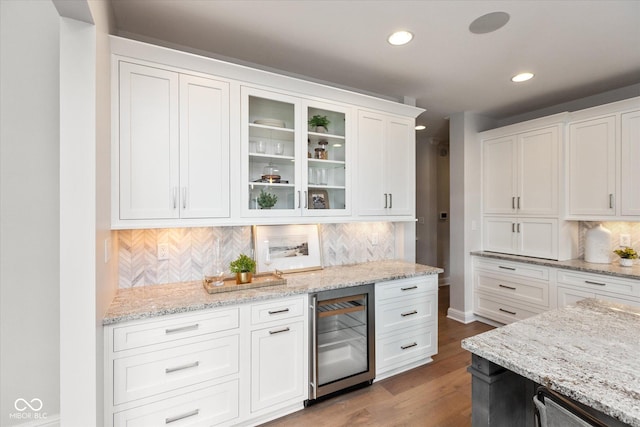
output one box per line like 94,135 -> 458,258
415,139 -> 438,267
436,143 -> 450,285
0,0 -> 61,424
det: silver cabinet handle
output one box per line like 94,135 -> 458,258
512,223 -> 516,233
172,187 -> 177,209
401,310 -> 418,317
499,284 -> 516,290
389,193 -> 393,209
166,409 -> 199,424
498,266 -> 516,271
517,196 -> 521,209
165,323 -> 199,334
165,361 -> 199,374
304,191 -> 308,209
269,327 -> 290,335
310,295 -> 318,400
384,193 -> 388,208
268,308 -> 290,315
517,223 -> 521,233
499,308 -> 516,315
182,187 -> 187,209
297,191 -> 301,208
585,280 -> 606,286
401,342 -> 418,350
609,193 -> 614,209
401,286 -> 418,291
512,196 -> 516,209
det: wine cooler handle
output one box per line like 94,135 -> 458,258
310,295 -> 318,400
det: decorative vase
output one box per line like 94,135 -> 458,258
619,258 -> 634,267
315,125 -> 327,133
584,224 -> 611,264
235,272 -> 252,284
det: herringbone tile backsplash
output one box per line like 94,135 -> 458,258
117,223 -> 395,288
578,222 -> 640,258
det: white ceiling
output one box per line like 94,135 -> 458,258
110,0 -> 640,140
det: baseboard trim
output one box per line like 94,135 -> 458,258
13,414 -> 59,427
438,277 -> 450,287
446,308 -> 477,324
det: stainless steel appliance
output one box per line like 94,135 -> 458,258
306,284 -> 375,405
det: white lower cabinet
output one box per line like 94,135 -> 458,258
556,270 -> 640,308
105,296 -> 307,427
375,276 -> 438,379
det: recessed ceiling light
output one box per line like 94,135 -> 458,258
415,125 -> 426,131
469,12 -> 510,34
388,30 -> 414,46
511,72 -> 534,83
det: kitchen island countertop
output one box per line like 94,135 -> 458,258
103,260 -> 442,325
462,299 -> 640,426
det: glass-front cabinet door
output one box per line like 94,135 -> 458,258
241,86 -> 351,217
304,101 -> 351,216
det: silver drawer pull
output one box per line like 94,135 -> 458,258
499,284 -> 516,290
166,409 -> 199,424
268,308 -> 290,315
401,342 -> 418,350
269,327 -> 290,335
165,361 -> 199,374
400,286 -> 418,291
585,280 -> 606,286
498,266 -> 516,271
401,310 -> 418,317
499,308 -> 516,315
165,323 -> 199,334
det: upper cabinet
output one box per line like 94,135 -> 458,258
240,87 -> 351,218
483,125 -> 560,216
356,110 -> 415,217
115,61 -> 230,225
566,98 -> 640,220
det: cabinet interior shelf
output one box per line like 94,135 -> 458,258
308,159 -> 345,166
308,185 -> 346,190
308,131 -> 345,140
317,327 -> 366,349
249,123 -> 294,133
249,153 -> 295,162
249,182 -> 294,188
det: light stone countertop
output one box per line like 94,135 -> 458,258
462,299 -> 640,426
472,251 -> 640,280
103,260 -> 443,325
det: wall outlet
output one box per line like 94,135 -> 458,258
620,234 -> 631,247
157,243 -> 170,260
371,233 -> 379,246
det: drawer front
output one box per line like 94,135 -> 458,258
557,270 -> 640,298
474,258 -> 549,281
475,293 -> 542,324
475,272 -> 549,307
113,380 -> 239,427
376,294 -> 436,336
376,276 -> 437,301
376,324 -> 436,373
113,335 -> 239,405
251,296 -> 305,325
113,308 -> 239,352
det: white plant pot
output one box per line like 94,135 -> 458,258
619,258 -> 634,267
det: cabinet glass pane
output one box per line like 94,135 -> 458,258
248,96 -> 296,211
307,107 -> 347,212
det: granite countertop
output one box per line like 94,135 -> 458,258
472,251 -> 640,280
462,299 -> 640,426
103,260 -> 443,325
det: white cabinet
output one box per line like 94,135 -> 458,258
240,87 -> 352,218
621,110 -> 640,216
483,217 -> 558,259
115,61 -> 230,224
375,276 -> 437,379
473,257 -> 550,324
356,110 -> 415,217
568,116 -> 617,217
556,270 -> 640,308
483,125 -> 560,216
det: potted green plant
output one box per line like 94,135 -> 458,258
308,115 -> 330,133
229,253 -> 256,284
257,189 -> 278,209
613,247 -> 638,267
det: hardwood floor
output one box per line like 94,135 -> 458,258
262,286 -> 494,427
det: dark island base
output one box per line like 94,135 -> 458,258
468,354 -> 630,427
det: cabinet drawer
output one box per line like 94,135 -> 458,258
376,276 -> 437,301
475,272 -> 549,308
251,296 -> 305,325
376,294 -> 436,336
113,335 -> 239,405
113,308 -> 239,352
474,258 -> 549,281
113,380 -> 239,427
376,324 -> 436,373
557,270 -> 640,298
475,293 -> 542,324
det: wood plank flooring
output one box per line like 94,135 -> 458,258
262,286 -> 494,427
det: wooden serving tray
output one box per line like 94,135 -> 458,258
203,271 -> 287,294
